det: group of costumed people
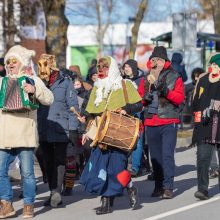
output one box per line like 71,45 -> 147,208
0,43 -> 220,219
192,52 -> 220,200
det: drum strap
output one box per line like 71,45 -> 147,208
122,80 -> 128,103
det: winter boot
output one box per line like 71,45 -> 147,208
23,204 -> 34,218
127,186 -> 138,209
96,197 -> 112,215
0,200 -> 16,219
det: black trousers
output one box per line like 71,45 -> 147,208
40,141 -> 68,192
197,143 -> 220,192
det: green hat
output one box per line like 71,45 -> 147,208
209,53 -> 220,67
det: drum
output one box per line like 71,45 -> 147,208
93,111 -> 140,152
0,76 -> 39,112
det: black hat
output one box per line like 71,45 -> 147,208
149,46 -> 169,61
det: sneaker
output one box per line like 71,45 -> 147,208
23,204 -> 34,219
0,200 -> 16,219
162,189 -> 173,199
50,192 -> 62,208
44,197 -> 62,207
151,188 -> 163,197
194,190 -> 209,200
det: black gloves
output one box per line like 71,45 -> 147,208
143,92 -> 154,104
69,130 -> 79,144
201,108 -> 213,125
154,80 -> 169,97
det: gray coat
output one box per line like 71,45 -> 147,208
38,73 -> 79,143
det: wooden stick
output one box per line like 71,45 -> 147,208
70,106 -> 81,118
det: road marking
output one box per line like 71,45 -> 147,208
143,196 -> 220,220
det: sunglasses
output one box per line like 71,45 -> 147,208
6,58 -> 18,65
97,64 -> 109,71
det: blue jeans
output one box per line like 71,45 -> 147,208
131,132 -> 143,173
0,148 -> 36,204
146,124 -> 177,189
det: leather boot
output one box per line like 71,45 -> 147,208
109,196 -> 115,207
127,186 -> 138,209
0,200 -> 16,219
96,196 -> 112,215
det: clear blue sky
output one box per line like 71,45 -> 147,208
65,0 -> 201,25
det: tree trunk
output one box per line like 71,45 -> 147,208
129,0 -> 148,59
214,1 -> 220,34
41,0 -> 68,67
4,0 -> 16,51
95,0 -> 113,57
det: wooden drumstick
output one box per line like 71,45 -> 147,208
70,106 -> 81,118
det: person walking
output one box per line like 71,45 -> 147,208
80,56 -> 142,214
138,46 -> 185,199
192,53 -> 220,200
0,45 -> 54,218
37,54 -> 79,207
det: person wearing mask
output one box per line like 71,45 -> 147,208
80,56 -> 142,214
0,45 -> 54,218
138,46 -> 185,199
192,53 -> 220,200
37,54 -> 79,207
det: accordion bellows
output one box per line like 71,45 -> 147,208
0,76 -> 39,112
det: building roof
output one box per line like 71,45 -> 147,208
67,20 -> 214,46
151,31 -> 220,44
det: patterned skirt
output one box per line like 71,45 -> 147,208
80,147 -> 130,197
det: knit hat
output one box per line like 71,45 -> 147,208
209,53 -> 220,67
4,45 -> 36,67
149,46 -> 169,61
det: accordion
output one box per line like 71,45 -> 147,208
0,76 -> 39,112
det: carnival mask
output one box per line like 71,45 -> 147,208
38,54 -> 59,82
208,63 -> 220,83
149,57 -> 165,81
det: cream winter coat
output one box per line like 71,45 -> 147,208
0,76 -> 54,149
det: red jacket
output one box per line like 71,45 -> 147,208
138,77 -> 184,126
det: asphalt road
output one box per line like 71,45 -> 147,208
11,145 -> 220,220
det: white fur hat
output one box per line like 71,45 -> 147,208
4,45 -> 36,67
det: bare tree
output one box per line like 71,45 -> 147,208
199,0 -> 220,34
1,0 -> 17,51
20,0 -> 41,26
67,0 -> 116,57
129,0 -> 148,59
95,0 -> 114,56
41,0 -> 68,67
